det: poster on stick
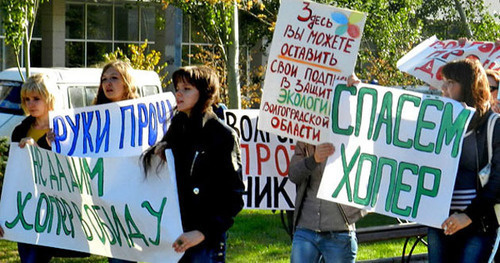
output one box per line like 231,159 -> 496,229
397,36 -> 500,88
0,144 -> 183,262
225,110 -> 296,210
316,83 -> 474,228
258,0 -> 366,145
49,92 -> 176,158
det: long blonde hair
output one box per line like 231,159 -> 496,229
93,60 -> 139,105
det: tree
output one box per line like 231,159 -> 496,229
162,0 -> 242,108
1,0 -> 46,81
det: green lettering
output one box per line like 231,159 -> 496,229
391,162 -> 417,217
394,94 -> 421,149
356,87 -> 378,138
332,84 -> 356,135
353,153 -> 376,206
436,104 -> 472,157
332,144 -> 360,201
412,166 -> 441,218
142,198 -> 167,246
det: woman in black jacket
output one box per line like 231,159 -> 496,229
9,73 -> 89,262
142,65 -> 244,262
428,59 -> 500,263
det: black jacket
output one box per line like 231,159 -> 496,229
163,111 -> 244,247
462,110 -> 500,232
11,116 -> 51,150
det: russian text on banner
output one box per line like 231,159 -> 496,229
258,0 -> 367,144
226,109 -> 296,210
316,83 -> 474,228
0,144 -> 183,262
397,36 -> 500,88
50,92 -> 176,158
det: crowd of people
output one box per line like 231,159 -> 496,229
1,38 -> 500,263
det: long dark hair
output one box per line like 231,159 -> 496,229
141,65 -> 221,175
442,59 -> 490,130
172,65 -> 220,115
93,60 -> 139,105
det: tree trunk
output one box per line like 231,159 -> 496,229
453,0 -> 473,37
24,28 -> 30,78
226,0 -> 241,109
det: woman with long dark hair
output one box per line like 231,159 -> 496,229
142,65 -> 244,262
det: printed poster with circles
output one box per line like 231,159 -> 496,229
258,0 -> 366,145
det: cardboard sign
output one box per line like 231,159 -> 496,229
258,0 -> 367,144
49,92 -> 176,158
225,110 -> 296,210
316,83 -> 474,228
0,144 -> 183,262
397,36 -> 500,88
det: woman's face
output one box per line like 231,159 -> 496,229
441,77 -> 462,101
24,91 -> 49,118
175,80 -> 199,115
488,75 -> 499,100
101,67 -> 126,102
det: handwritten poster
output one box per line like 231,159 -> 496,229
316,83 -> 474,228
258,0 -> 366,144
0,144 -> 183,262
49,92 -> 176,158
397,36 -> 500,88
225,110 -> 295,210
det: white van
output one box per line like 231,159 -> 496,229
0,67 -> 163,138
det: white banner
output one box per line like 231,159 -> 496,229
258,0 -> 367,144
0,144 -> 183,262
50,92 -> 176,158
316,83 -> 474,228
225,110 -> 296,210
397,36 -> 500,88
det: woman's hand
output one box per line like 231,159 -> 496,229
347,74 -> 361,86
172,230 -> 205,253
314,143 -> 335,163
45,129 -> 55,146
19,137 -> 36,148
441,212 -> 472,235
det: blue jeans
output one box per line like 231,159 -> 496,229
179,235 -> 226,263
291,228 -> 357,263
428,227 -> 497,263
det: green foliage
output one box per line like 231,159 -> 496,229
1,0 -> 46,80
0,137 -> 9,196
103,41 -> 170,89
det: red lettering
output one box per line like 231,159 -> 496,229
256,143 -> 271,175
414,59 -> 435,78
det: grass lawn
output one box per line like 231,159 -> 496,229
0,210 -> 428,262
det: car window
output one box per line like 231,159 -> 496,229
67,86 -> 98,108
85,87 -> 98,106
0,81 -> 24,115
141,85 -> 160,97
68,86 -> 85,108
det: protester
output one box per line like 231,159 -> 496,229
141,65 -> 244,262
288,75 -> 365,263
486,69 -> 500,113
92,60 -> 139,105
93,60 -> 138,263
428,59 -> 500,263
9,73 -> 89,262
